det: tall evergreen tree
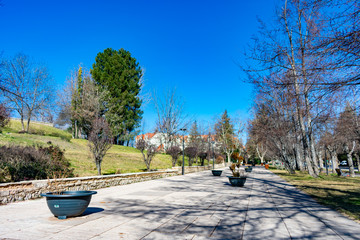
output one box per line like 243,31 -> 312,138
215,110 -> 235,164
91,48 -> 143,145
189,121 -> 201,147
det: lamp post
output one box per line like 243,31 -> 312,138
211,141 -> 215,169
180,128 -> 187,175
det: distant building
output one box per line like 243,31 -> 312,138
135,133 -> 218,152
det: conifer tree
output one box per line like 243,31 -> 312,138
91,48 -> 143,145
215,110 -> 235,164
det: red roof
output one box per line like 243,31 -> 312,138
136,133 -> 156,140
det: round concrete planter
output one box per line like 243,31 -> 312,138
227,176 -> 247,187
211,170 -> 223,176
41,191 -> 97,219
245,167 -> 252,173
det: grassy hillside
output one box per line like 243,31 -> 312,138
0,120 -> 173,176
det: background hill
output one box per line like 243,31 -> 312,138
0,120 -> 173,176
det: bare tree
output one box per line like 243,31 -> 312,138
335,104 -> 358,177
243,0 -> 341,177
136,139 -> 157,171
88,117 -> 113,175
56,67 -> 102,138
0,53 -> 54,132
153,88 -> 188,151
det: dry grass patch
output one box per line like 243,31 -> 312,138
271,169 -> 360,221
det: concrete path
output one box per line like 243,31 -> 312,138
1,167 -> 360,240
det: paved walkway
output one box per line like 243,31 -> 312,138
1,167 -> 360,240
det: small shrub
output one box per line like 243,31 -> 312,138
216,155 -> 224,164
0,144 -> 74,183
198,152 -> 207,166
177,157 -> 183,166
166,146 -> 181,167
184,147 -> 197,166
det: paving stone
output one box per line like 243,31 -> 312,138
0,168 -> 359,239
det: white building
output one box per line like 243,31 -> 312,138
135,133 -> 218,152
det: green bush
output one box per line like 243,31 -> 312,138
0,144 -> 74,183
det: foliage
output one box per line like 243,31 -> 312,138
231,152 -> 242,163
214,110 -> 235,163
136,139 -> 157,171
88,117 -> 113,175
184,146 -> 197,166
189,121 -> 201,147
215,155 -> 224,164
0,144 -> 74,183
91,48 -> 143,145
229,163 -> 245,177
69,67 -> 102,138
166,145 -> 181,167
0,103 -> 10,131
198,151 -> 207,166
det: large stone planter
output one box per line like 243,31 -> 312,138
212,170 -> 223,176
245,167 -> 252,173
41,191 -> 97,219
227,176 -> 247,187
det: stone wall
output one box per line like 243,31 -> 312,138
0,163 -> 227,205
0,170 -> 177,204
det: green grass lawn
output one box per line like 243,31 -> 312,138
0,120 -> 178,176
270,168 -> 360,222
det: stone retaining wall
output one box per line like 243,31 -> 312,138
0,163 -> 226,205
0,170 -> 177,204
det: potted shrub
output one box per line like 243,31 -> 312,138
211,169 -> 223,176
41,190 -> 97,219
265,163 -> 269,169
227,163 -> 247,187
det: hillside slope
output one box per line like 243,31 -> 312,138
0,120 -> 173,176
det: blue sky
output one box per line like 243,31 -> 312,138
0,0 -> 277,132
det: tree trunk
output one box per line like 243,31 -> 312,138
20,116 -> 25,131
26,116 -> 31,133
354,153 -> 360,172
227,152 -> 231,166
279,140 -> 295,174
344,141 -> 356,177
317,148 -> 324,172
96,160 -> 102,175
294,141 -> 305,171
283,2 -> 318,178
328,147 -> 338,173
146,159 -> 150,171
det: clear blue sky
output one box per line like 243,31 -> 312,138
0,0 -> 277,131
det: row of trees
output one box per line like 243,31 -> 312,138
245,0 -> 360,177
150,89 -> 245,168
